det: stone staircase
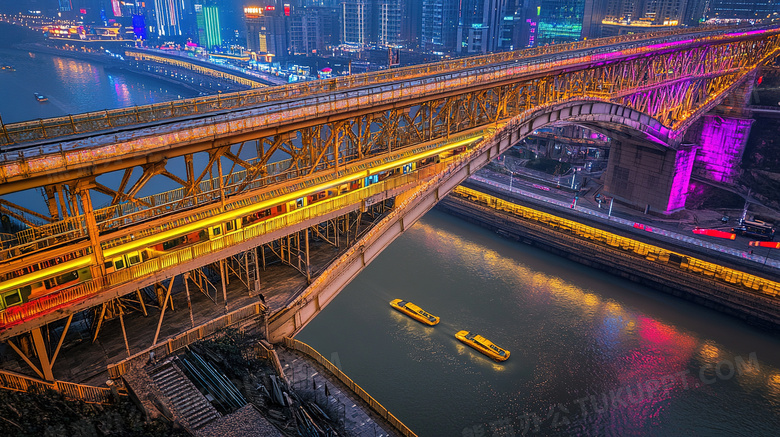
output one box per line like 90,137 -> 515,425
149,360 -> 221,431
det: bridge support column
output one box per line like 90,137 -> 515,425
604,141 -> 697,213
305,229 -> 311,284
220,259 -> 228,312
184,273 -> 195,328
684,114 -> 754,185
43,186 -> 60,220
76,181 -> 105,279
30,327 -> 53,382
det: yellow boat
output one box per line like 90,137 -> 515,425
389,299 -> 440,326
455,330 -> 510,362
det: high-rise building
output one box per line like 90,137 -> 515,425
403,0 -> 423,48
456,0 -> 509,54
244,6 -> 288,61
708,0 -> 779,20
682,0 -> 708,25
601,0 -> 693,37
604,0 -> 695,25
203,5 -> 221,49
377,0 -> 405,46
289,7 -> 338,54
195,4 -> 207,45
153,0 -> 182,38
536,0 -> 588,45
421,0 -> 458,53
111,0 -> 122,17
340,0 -> 373,45
58,0 -> 72,12
132,13 -> 147,40
580,0 -> 606,38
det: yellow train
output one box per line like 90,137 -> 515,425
0,136 -> 478,316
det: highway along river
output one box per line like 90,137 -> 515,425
298,210 -> 780,436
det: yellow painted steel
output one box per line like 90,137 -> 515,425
452,186 -> 780,300
0,146 -> 474,316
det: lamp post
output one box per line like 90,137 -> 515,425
509,171 -> 514,192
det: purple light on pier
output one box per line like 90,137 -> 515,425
667,146 -> 696,211
695,115 -> 752,184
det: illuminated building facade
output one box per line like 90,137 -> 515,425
132,13 -> 146,41
377,0 -> 404,46
537,0 -> 588,45
153,0 -> 182,37
244,6 -> 288,61
456,0 -> 508,54
203,5 -> 221,49
708,0 -> 780,20
195,4 -> 207,45
341,0 -> 373,45
603,0 -> 695,26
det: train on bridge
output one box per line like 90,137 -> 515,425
0,138 -> 474,317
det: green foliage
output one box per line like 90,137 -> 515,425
0,388 -> 186,437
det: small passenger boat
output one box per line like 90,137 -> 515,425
34,93 -> 48,102
389,299 -> 440,326
455,330 -> 510,361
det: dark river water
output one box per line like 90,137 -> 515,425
298,211 -> 780,437
1,40 -> 779,437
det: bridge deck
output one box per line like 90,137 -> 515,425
0,222 -> 350,385
2,24 -> 776,193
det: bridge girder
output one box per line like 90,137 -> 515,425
0,34 -> 776,241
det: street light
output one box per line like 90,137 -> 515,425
509,171 -> 514,192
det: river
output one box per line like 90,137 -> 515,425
1,41 -> 779,437
298,210 -> 780,436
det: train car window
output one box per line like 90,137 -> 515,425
212,226 -> 221,236
226,221 -> 235,232
128,253 -> 141,265
114,258 -> 125,270
104,261 -> 113,269
162,238 -> 180,250
57,271 -> 79,284
296,198 -> 305,208
46,271 -> 79,289
3,291 -> 22,307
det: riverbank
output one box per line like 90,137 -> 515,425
10,42 -> 255,95
437,186 -> 780,332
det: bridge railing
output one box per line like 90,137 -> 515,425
0,129 -> 478,265
451,185 -> 780,299
0,23 -> 749,147
107,303 -> 264,379
0,146 -> 471,328
0,369 -> 121,404
283,337 -> 418,437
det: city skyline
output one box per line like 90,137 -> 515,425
0,0 -> 777,61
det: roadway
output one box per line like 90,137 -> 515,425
466,168 -> 780,279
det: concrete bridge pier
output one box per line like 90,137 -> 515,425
684,114 -> 754,185
603,140 -> 698,214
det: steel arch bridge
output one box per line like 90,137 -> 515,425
1,24 -> 779,382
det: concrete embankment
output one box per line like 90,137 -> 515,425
436,189 -> 780,332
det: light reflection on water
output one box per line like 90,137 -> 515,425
298,210 -> 780,436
